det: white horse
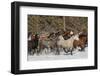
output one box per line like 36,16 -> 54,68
57,34 -> 79,55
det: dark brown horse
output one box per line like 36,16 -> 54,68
28,34 -> 39,55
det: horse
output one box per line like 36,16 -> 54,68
37,33 -> 50,55
31,34 -> 39,55
73,32 -> 87,51
38,39 -> 50,55
48,36 -> 59,55
28,40 -> 33,55
47,32 -> 61,55
28,34 -> 39,55
57,34 -> 79,55
38,32 -> 60,55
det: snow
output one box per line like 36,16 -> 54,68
27,47 -> 88,61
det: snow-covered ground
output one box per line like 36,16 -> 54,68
27,47 -> 88,61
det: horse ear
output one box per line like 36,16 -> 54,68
79,32 -> 82,35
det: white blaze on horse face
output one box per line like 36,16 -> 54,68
70,31 -> 73,35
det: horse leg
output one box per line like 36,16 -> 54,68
79,48 -> 81,51
79,45 -> 85,51
30,48 -> 33,55
37,47 -> 41,55
47,47 -> 50,54
32,49 -> 34,55
63,48 -> 69,54
81,47 -> 85,51
58,47 -> 61,55
56,47 -> 60,55
33,48 -> 38,55
45,48 -> 47,54
36,47 -> 39,54
70,48 -> 73,55
50,47 -> 53,53
71,51 -> 73,55
28,47 -> 31,55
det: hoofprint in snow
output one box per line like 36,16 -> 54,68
27,47 -> 88,61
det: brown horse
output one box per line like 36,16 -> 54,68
73,32 -> 87,51
28,33 -> 39,55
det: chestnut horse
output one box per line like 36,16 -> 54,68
73,32 -> 87,51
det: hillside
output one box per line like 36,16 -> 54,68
28,15 -> 88,34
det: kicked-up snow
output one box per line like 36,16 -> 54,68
27,47 -> 88,61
